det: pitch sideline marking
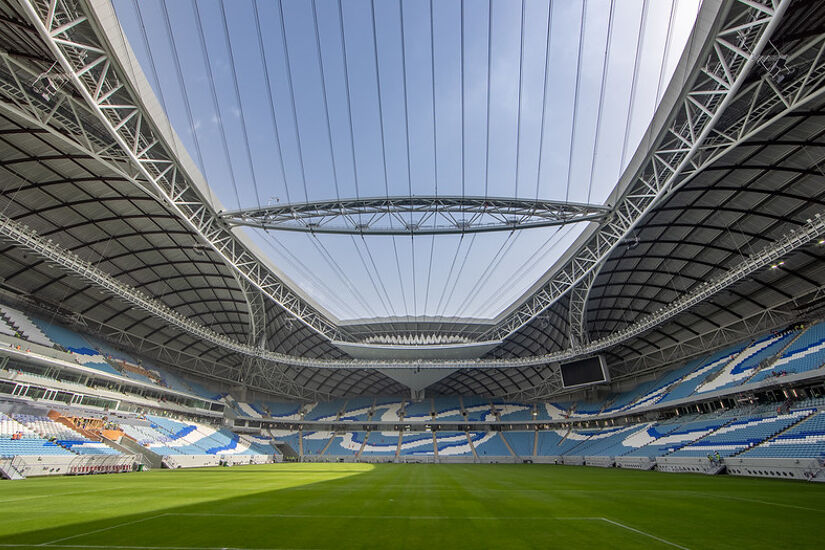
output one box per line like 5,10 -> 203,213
167,514 -> 690,548
699,493 -> 825,513
0,487 -> 129,504
168,512 -> 603,520
37,515 -> 168,547
6,512 -> 690,549
599,518 -> 690,550
0,485 -> 234,505
0,546 -> 314,550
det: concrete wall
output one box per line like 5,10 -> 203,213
161,454 -> 276,469
1,454 -> 136,477
725,457 -> 825,482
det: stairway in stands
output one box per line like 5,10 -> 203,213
700,340 -> 755,388
663,417 -> 738,457
741,327 -> 810,385
266,428 -> 299,458
730,407 -> 818,457
497,432 -> 517,457
0,307 -> 53,348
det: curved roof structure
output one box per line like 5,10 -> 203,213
1,0 -> 825,400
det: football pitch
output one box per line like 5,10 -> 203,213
0,463 -> 823,549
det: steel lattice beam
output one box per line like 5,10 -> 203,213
16,0 -> 344,342
2,0 -> 825,388
8,0 -> 817,354
3,208 -> 825,372
220,196 -> 610,236
484,0 -> 796,343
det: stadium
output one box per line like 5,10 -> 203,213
0,0 -> 824,547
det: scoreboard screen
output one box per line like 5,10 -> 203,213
560,356 -> 609,388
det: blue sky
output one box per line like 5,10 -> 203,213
112,0 -> 701,321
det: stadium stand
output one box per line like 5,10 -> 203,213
433,431 -> 474,456
361,431 -> 401,456
304,402 -> 343,422
11,414 -> 118,455
0,306 -> 54,348
473,432 -> 510,457
502,431 -> 535,456
339,398 -> 373,421
0,413 -> 74,457
750,322 -> 825,382
325,432 -> 366,456
302,431 -> 333,456
432,398 -> 464,421
670,409 -> 815,457
399,433 -> 436,455
265,401 -> 304,420
695,332 -> 797,394
403,400 -> 433,421
741,411 -> 825,458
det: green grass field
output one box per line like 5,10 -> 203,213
0,463 -> 823,549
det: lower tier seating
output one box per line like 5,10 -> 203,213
740,411 -> 825,458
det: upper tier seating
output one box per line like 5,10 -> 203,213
304,402 -> 343,421
617,358 -> 708,413
461,396 -> 491,421
659,345 -> 747,403
176,378 -> 221,400
339,398 -> 374,421
373,400 -> 405,422
600,381 -> 659,415
26,317 -> 120,376
490,402 -> 533,422
432,398 -> 464,421
751,322 -> 825,383
234,401 -> 266,419
151,365 -> 194,394
264,401 -> 303,420
0,306 -> 226,401
403,400 -> 433,421
0,316 -> 16,337
695,332 -> 796,394
0,305 -> 54,348
537,402 -> 573,421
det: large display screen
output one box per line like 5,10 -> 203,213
560,356 -> 609,388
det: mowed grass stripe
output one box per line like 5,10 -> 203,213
0,463 -> 821,549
